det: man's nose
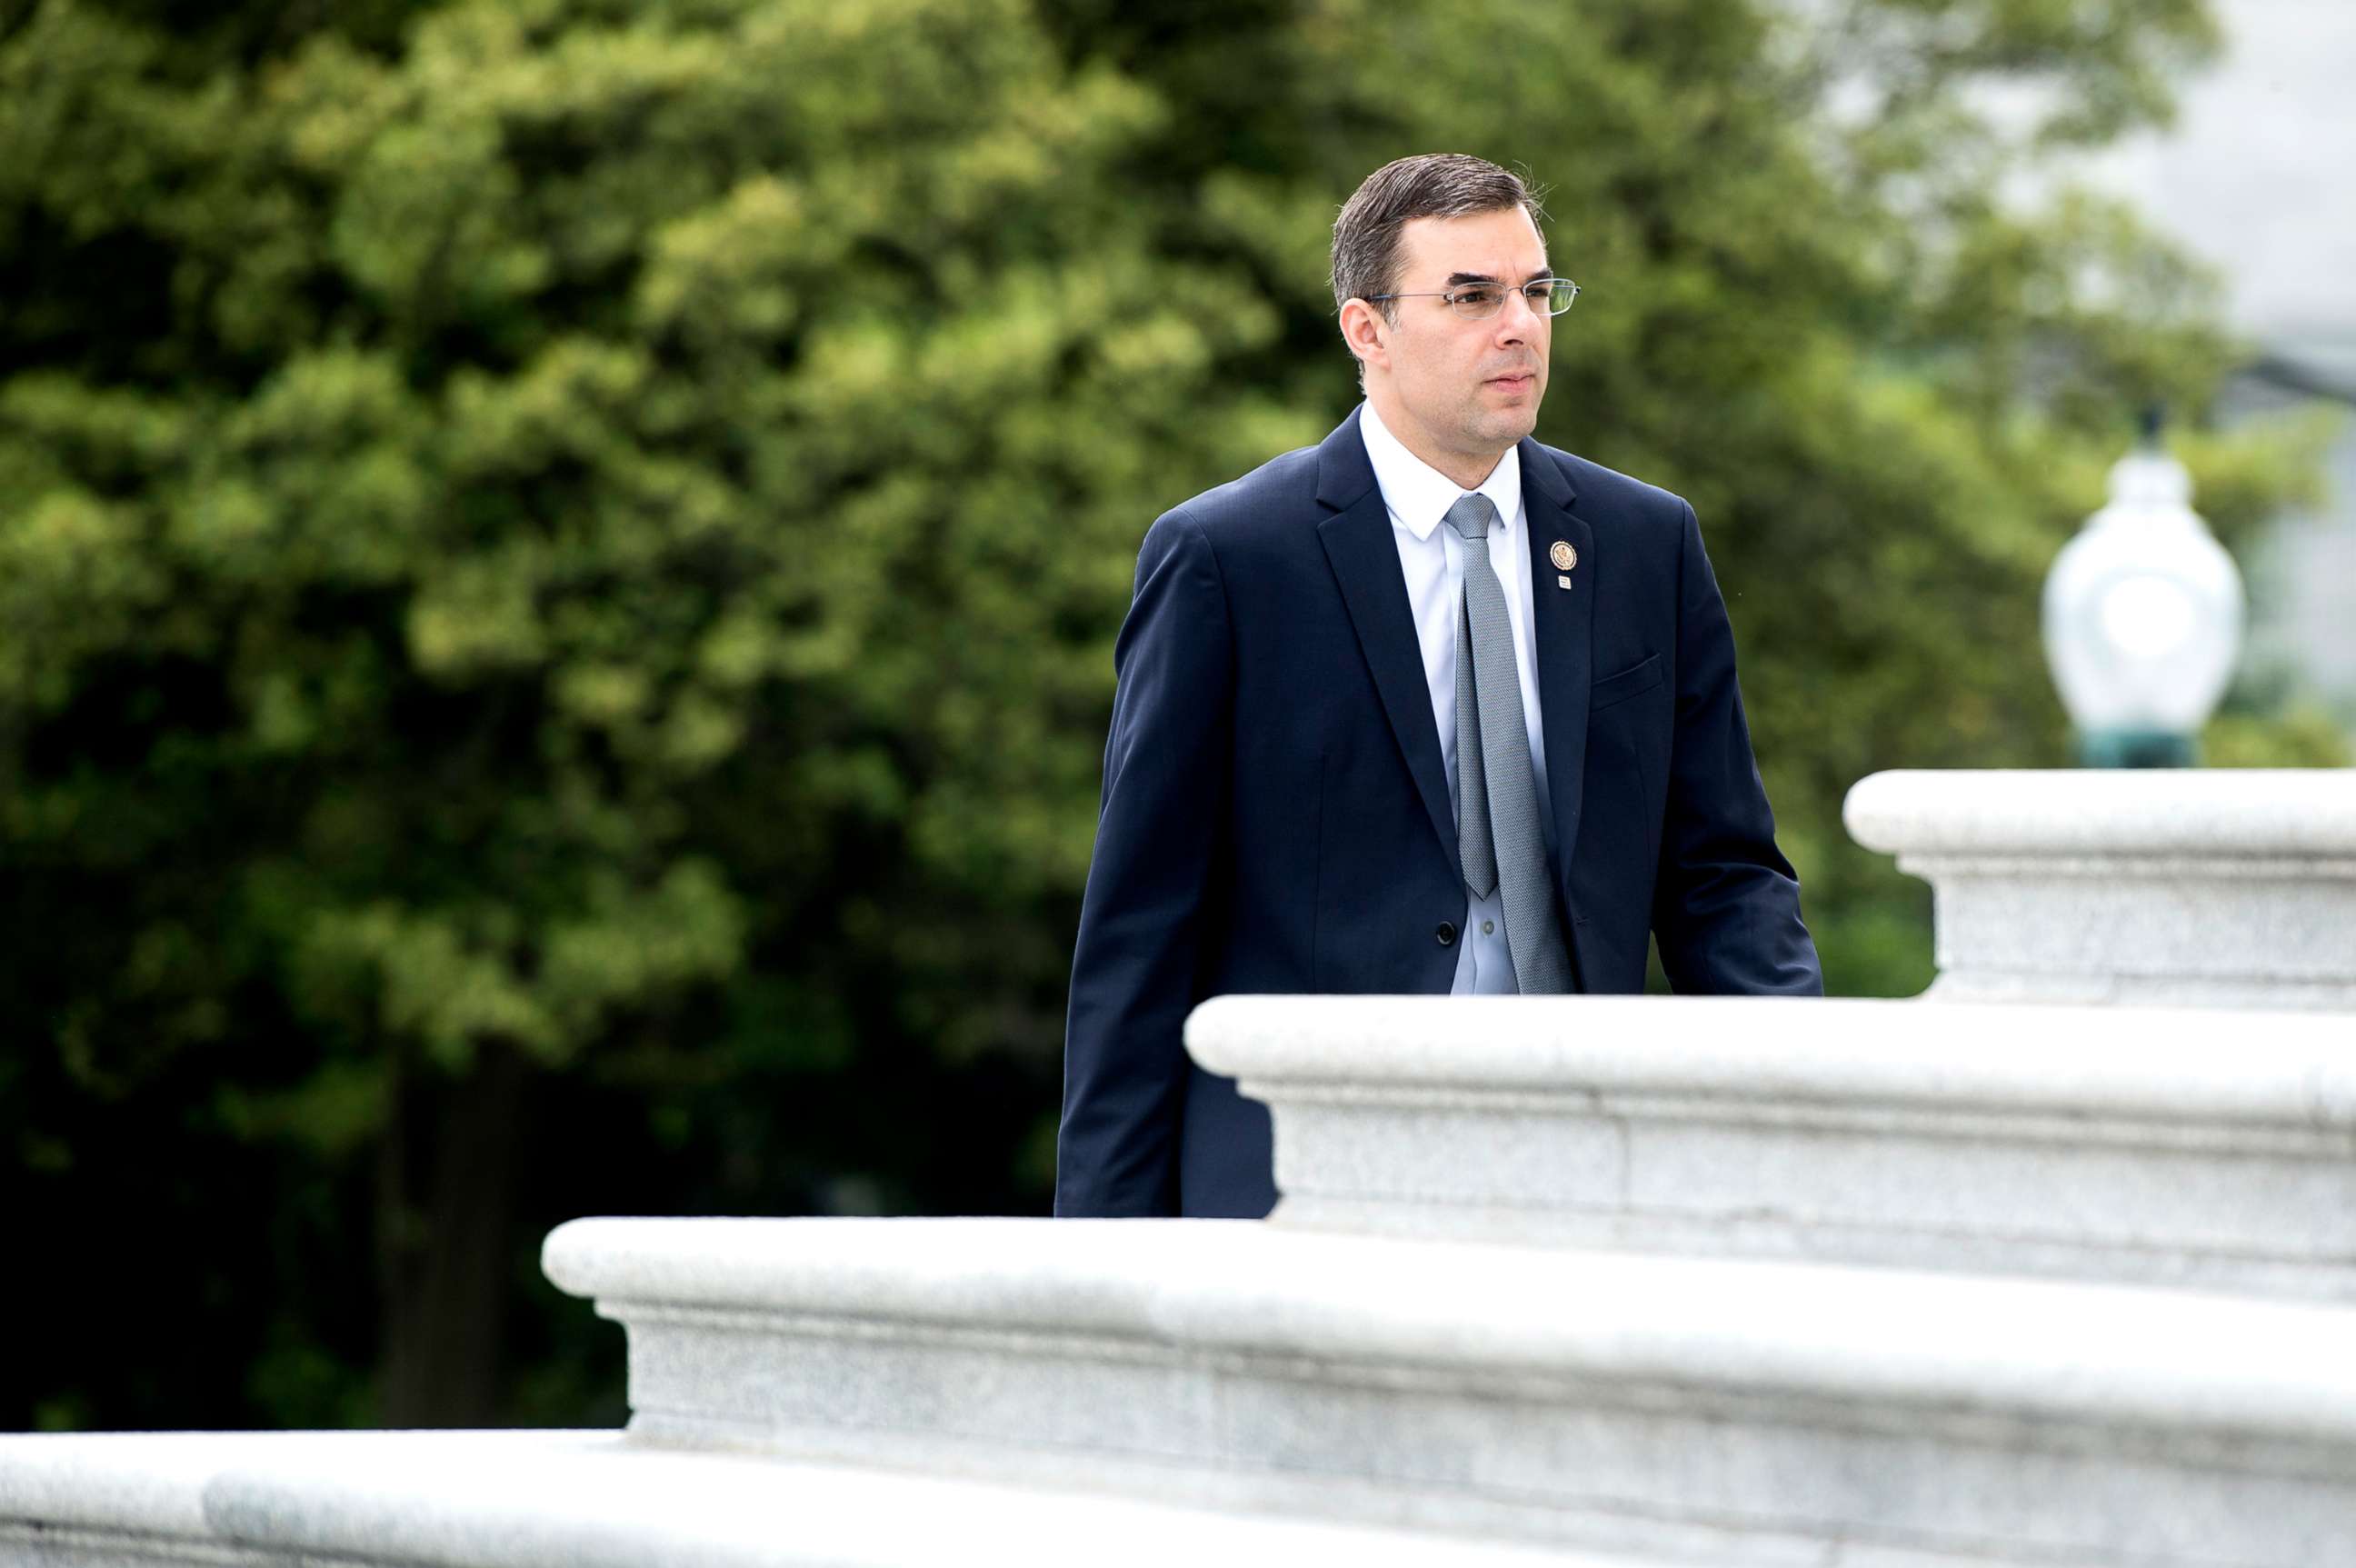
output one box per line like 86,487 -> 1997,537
1493,288 -> 1543,340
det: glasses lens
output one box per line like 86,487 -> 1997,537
1445,282 -> 1577,318
1447,285 -> 1506,318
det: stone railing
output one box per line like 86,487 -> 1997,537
532,1207 -> 2356,1566
5,768 -> 2353,1566
1844,768 -> 2356,1008
1187,993 -> 2356,1295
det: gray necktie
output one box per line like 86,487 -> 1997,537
1445,493 -> 1572,994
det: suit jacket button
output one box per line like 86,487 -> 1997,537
1434,921 -> 1458,946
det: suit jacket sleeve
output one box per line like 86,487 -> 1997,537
1056,506 -> 1233,1216
1651,501 -> 1823,995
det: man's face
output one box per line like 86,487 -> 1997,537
1361,206 -> 1552,468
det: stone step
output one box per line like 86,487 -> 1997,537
1187,994 -> 2356,1298
0,1430 -> 1603,1567
544,1215 -> 2356,1567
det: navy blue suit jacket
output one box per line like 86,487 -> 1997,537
1057,408 -> 1821,1218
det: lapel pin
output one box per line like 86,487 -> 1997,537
1557,574 -> 1573,590
1550,541 -> 1577,572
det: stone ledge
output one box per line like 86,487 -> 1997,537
1186,996 -> 2356,1296
542,1219 -> 2356,1441
1842,768 -> 2356,857
0,1431 -> 1592,1567
1184,995 -> 2356,1124
542,1217 -> 2356,1564
1842,769 -> 2356,1006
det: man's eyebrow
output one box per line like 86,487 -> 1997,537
1443,269 -> 1554,286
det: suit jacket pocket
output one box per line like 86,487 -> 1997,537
1591,653 -> 1663,713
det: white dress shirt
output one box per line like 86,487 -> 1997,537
1357,399 -> 1555,994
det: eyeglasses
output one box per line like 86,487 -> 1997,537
1365,277 -> 1580,320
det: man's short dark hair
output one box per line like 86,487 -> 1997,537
1331,154 -> 1546,323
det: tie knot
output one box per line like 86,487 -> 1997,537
1444,493 -> 1497,542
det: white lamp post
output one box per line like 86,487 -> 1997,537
2042,411 -> 2244,766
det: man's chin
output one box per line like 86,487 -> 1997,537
1467,405 -> 1541,447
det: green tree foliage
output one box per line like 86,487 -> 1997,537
0,0 -> 2331,1427
2,0 -> 1289,1429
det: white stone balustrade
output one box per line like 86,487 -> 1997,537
1844,768 -> 2356,1008
0,1428 -> 1588,1566
535,1214 -> 2356,1566
7,766 -> 2354,1566
1189,993 -> 2356,1294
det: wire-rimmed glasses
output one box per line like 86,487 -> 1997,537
1365,277 -> 1580,320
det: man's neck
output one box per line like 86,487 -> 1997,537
1364,387 -> 1508,492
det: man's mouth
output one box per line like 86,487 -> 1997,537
1487,373 -> 1536,392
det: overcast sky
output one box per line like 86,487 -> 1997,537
2081,0 -> 2356,385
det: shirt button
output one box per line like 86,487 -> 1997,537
1482,920 -> 1495,936
1434,921 -> 1458,946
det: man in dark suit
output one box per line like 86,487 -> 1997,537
1058,154 -> 1822,1219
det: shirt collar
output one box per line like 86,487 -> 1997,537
1358,398 -> 1522,544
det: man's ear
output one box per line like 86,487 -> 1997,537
1338,298 -> 1389,375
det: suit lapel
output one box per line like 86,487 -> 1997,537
1315,412 -> 1462,882
1518,437 -> 1595,874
